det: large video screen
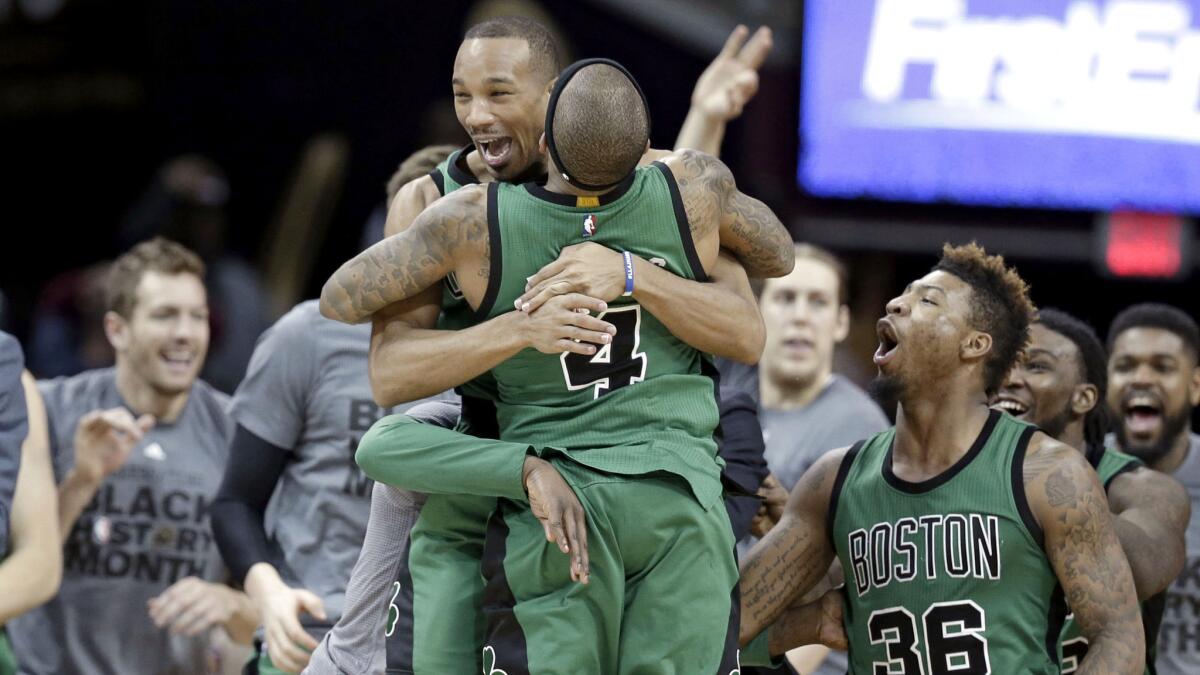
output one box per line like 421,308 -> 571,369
799,0 -> 1200,213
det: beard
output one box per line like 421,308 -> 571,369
1115,406 -> 1192,464
869,374 -> 905,422
1035,405 -> 1076,441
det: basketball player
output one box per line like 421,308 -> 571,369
8,239 -> 257,674
321,58 -> 792,672
992,308 -> 1189,673
316,18 -> 779,674
1105,304 -> 1200,674
737,244 -> 1145,674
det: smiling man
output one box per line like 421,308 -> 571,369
739,243 -> 1145,675
1105,303 -> 1200,675
993,308 -> 1189,674
8,238 -> 256,675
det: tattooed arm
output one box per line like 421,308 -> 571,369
1106,467 -> 1190,601
664,149 -> 795,278
739,446 -> 847,646
1025,434 -> 1144,675
319,185 -> 490,324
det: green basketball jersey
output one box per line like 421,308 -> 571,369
1059,445 -> 1158,675
831,410 -> 1063,675
476,164 -> 724,509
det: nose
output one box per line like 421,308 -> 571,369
1001,365 -> 1026,392
465,99 -> 496,130
1130,362 -> 1158,387
885,296 -> 908,317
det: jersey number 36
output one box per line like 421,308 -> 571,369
868,601 -> 991,675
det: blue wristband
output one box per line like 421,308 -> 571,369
622,251 -> 634,296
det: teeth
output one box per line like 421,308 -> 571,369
995,400 -> 1027,414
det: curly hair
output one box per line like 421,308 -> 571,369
933,242 -> 1037,396
1036,308 -> 1111,451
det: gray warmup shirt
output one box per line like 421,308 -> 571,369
0,332 -> 27,553
229,301 -> 456,630
1157,432 -> 1200,675
721,363 -> 888,675
304,400 -> 461,675
10,368 -> 234,675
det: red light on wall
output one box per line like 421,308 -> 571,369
1100,212 -> 1190,279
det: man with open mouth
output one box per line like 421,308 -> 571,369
993,307 -> 1189,674
738,243 -> 1146,675
1106,303 -> 1200,675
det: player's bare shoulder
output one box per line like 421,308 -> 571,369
385,175 -> 446,237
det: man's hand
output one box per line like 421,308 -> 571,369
523,456 -> 590,585
516,243 -> 626,312
147,577 -> 244,638
691,25 -> 772,121
750,473 -> 788,538
768,588 -> 847,656
72,408 -> 155,484
516,293 -> 616,356
243,563 -> 325,672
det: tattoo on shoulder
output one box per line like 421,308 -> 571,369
1045,468 -> 1078,508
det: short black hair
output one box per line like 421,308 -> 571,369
1036,308 -> 1111,450
550,62 -> 649,188
464,16 -> 562,83
1107,302 -> 1200,364
933,242 -> 1037,397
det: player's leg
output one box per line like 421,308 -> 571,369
614,474 -> 739,675
408,493 -> 496,674
483,462 -> 624,675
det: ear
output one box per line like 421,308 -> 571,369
1071,382 -> 1099,416
962,330 -> 993,363
104,311 -> 129,353
1189,364 -> 1200,407
833,305 -> 850,343
538,133 -> 547,154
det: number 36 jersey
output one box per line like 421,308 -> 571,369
476,164 -> 724,509
830,410 -> 1065,675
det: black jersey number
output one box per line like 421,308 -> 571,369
868,601 -> 990,675
560,305 -> 647,398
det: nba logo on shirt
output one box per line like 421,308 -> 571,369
582,214 -> 597,238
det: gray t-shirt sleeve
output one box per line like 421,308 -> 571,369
228,306 -> 317,449
0,332 -> 27,551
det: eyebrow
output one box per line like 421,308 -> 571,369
910,283 -> 947,296
1025,348 -> 1058,360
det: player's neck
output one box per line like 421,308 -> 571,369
893,385 -> 992,471
760,368 -> 832,410
1056,421 -> 1087,454
115,365 -> 190,424
1148,429 -> 1194,474
544,171 -> 611,198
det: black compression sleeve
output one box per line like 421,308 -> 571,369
210,424 -> 291,586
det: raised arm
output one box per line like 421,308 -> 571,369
319,184 -> 488,325
669,149 -> 794,278
738,446 -> 847,645
675,25 -> 773,155
1106,467 -> 1190,601
1025,436 -> 1144,675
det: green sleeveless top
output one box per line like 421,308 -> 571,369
831,410 -> 1063,674
476,163 -> 723,508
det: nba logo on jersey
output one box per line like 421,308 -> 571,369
582,214 -> 597,238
